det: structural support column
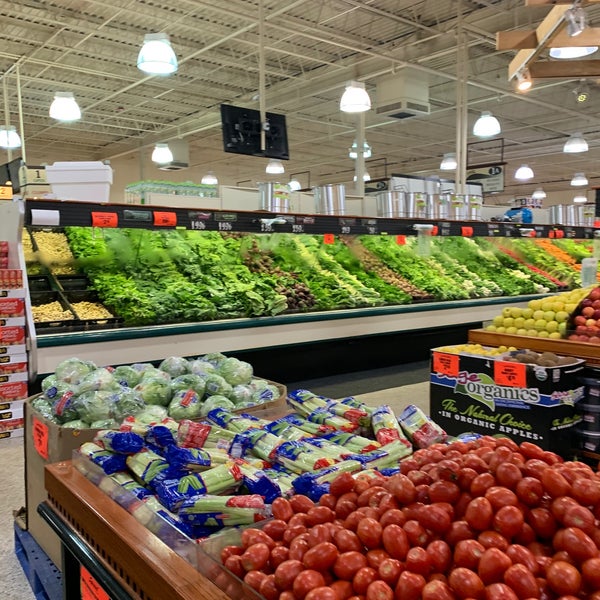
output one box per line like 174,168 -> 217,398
455,3 -> 468,195
355,111 -> 366,196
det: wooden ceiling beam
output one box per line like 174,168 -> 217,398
529,59 -> 600,77
525,0 -> 600,5
497,28 -> 600,50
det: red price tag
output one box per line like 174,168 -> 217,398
494,361 -> 527,388
432,352 -> 460,377
594,220 -> 600,228
80,566 -> 110,600
548,231 -> 555,239
461,226 -> 473,237
555,230 -> 564,239
396,235 -> 406,245
32,417 -> 49,460
431,226 -> 438,236
91,212 -> 118,228
153,211 -> 177,226
323,233 -> 335,244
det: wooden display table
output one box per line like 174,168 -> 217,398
43,461 -> 232,600
468,328 -> 600,367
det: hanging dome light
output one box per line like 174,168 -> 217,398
340,81 -> 371,113
0,126 -> 21,149
49,92 -> 81,122
137,33 -> 178,75
515,70 -> 533,92
473,111 -> 501,137
571,172 -> 588,187
201,171 -> 218,185
440,152 -> 457,171
151,143 -> 173,164
266,159 -> 285,174
531,188 -> 546,200
288,179 -> 302,191
563,132 -> 588,153
549,46 -> 598,59
514,165 -> 534,180
573,193 -> 588,203
348,140 -> 372,159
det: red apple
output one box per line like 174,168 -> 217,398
587,326 -> 599,335
574,315 -> 588,326
586,319 -> 598,327
592,299 -> 600,309
568,334 -> 580,341
582,299 -> 593,308
576,325 -> 588,334
582,306 -> 595,317
593,309 -> 600,320
579,335 -> 590,341
588,336 -> 600,344
588,288 -> 600,301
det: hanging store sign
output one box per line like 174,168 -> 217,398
466,165 -> 504,193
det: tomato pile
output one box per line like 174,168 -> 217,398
217,436 -> 600,600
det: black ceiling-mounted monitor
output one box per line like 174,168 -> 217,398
0,158 -> 22,193
220,104 -> 289,160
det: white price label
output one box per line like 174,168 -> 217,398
218,222 -> 233,231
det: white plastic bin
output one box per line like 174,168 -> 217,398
45,161 -> 113,203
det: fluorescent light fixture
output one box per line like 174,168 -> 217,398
515,164 -> 534,180
573,193 -> 588,203
151,143 -> 173,164
531,188 -> 546,200
571,172 -> 588,187
288,179 -> 302,191
0,125 -> 21,149
137,33 -> 178,75
473,111 -> 501,137
565,6 -> 586,38
49,92 -> 81,122
515,70 -> 532,92
201,171 -> 218,185
266,159 -> 284,174
549,46 -> 598,59
349,140 -> 372,159
563,132 -> 588,153
340,81 -> 371,113
353,171 -> 371,182
440,152 -> 457,171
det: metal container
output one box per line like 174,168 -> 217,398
449,194 -> 467,220
405,192 -> 430,219
566,204 -> 582,226
466,195 -> 483,220
376,191 -> 406,217
314,184 -> 346,215
430,193 -> 450,219
549,204 -> 565,225
258,182 -> 290,213
582,203 -> 597,226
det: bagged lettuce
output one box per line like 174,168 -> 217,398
74,368 -> 121,396
31,397 -> 54,419
113,365 -> 143,387
218,357 -> 253,386
52,391 -> 80,423
167,389 -> 202,421
204,374 -> 233,397
55,358 -> 97,386
90,418 -> 120,429
140,368 -> 171,383
199,395 -> 234,418
229,384 -> 254,405
110,388 -> 146,422
159,356 -> 190,378
171,374 -> 206,397
134,376 -> 172,406
189,359 -> 217,377
41,374 -> 58,392
129,405 -> 168,425
73,390 -> 116,423
62,419 -> 90,429
200,352 -> 227,367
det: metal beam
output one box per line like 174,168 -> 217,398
497,27 -> 600,50
525,0 -> 600,5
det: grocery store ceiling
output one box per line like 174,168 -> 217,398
2,0 -> 600,199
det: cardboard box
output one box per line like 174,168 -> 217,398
429,347 -> 586,454
0,416 -> 24,433
0,326 -> 25,345
0,399 -> 23,419
0,356 -> 28,374
0,344 -> 26,355
0,380 -> 28,401
0,297 -> 24,317
0,425 -> 23,441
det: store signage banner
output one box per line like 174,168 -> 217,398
466,165 -> 504,193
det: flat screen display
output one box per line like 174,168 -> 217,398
220,104 -> 289,160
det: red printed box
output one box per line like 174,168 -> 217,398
0,358 -> 27,374
0,381 -> 28,401
0,371 -> 27,384
0,399 -> 24,415
0,326 -> 25,345
0,289 -> 26,299
0,418 -> 24,434
0,344 -> 27,355
0,270 -> 23,289
0,426 -> 24,440
0,298 -> 24,317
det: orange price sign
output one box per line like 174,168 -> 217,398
432,352 -> 460,377
461,226 -> 473,237
91,212 -> 118,228
32,417 -> 49,460
494,361 -> 527,388
431,226 -> 439,236
80,566 -> 111,600
396,235 -> 406,245
323,233 -> 335,244
153,211 -> 177,227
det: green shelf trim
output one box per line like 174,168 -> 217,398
36,293 -> 546,348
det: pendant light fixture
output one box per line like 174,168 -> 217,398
440,152 -> 457,171
573,193 -> 588,203
565,6 -> 587,38
571,172 -> 588,187
137,33 -> 178,75
49,92 -> 81,122
531,188 -> 546,201
151,143 -> 173,164
515,69 -> 532,93
515,165 -> 534,180
472,111 -> 501,137
549,46 -> 598,59
563,132 -> 588,153
201,171 -> 218,185
266,159 -> 284,174
340,81 -> 371,113
349,140 -> 372,159
0,125 -> 21,149
288,178 -> 302,191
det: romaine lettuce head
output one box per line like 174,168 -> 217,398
110,388 -> 146,422
171,374 -> 206,397
41,374 -> 58,392
167,389 -> 202,421
73,368 -> 121,396
113,365 -> 143,388
159,356 -> 190,378
134,405 -> 168,425
55,358 -> 97,386
73,390 -> 116,423
51,391 -> 79,423
90,418 -> 119,429
133,376 -> 172,406
228,384 -> 254,405
204,374 -> 233,398
189,359 -> 217,377
200,352 -> 228,367
62,419 -> 90,429
218,357 -> 253,386
199,394 -> 234,418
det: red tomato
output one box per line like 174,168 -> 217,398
262,519 -> 287,541
290,495 -> 316,513
289,537 -> 310,561
513,522 -> 536,546
421,579 -> 456,600
224,554 -> 244,578
484,583 -> 518,600
403,520 -> 429,547
270,545 -> 290,569
330,472 -> 356,497
470,473 -> 496,497
394,571 -> 426,600
274,559 -> 304,590
366,580 -> 394,600
571,477 -> 600,506
550,497 -> 579,523
378,558 -> 403,587
419,504 -> 452,534
495,463 -> 523,489
353,567 -> 378,595
307,506 -> 336,527
358,486 -> 388,508
502,563 -> 539,599
259,574 -> 280,600
445,521 -> 476,546
305,587 -> 339,600
429,481 -> 461,505
366,549 -> 390,570
220,544 -> 243,562
272,497 -> 294,522
454,539 -> 486,571
515,477 -> 544,507
333,551 -> 369,581
477,547 -> 512,585
541,470 -> 571,498
560,526 -> 599,563
527,508 -> 557,540
546,560 -> 581,596
308,523 -> 333,547
562,505 -> 595,534
493,506 -> 524,539
485,486 -> 518,511
320,493 -> 338,510
465,497 -> 494,532
330,580 -> 354,600
303,541 -> 339,571
284,525 -> 308,546
457,468 -> 479,492
293,569 -> 326,599
582,557 -> 600,589
448,567 -> 485,599
519,442 -> 545,461
380,509 -> 406,528
337,500 -> 358,520
243,570 -> 267,592
405,546 -> 432,576
241,528 -> 276,550
505,544 -> 539,576
384,474 -> 417,505
345,511 -> 365,532
335,529 -> 364,553
426,540 -> 452,573
478,531 -> 509,551
378,493 -> 400,514
357,517 -> 383,549
240,542 -> 270,572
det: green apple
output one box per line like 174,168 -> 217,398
545,321 -> 559,333
555,311 -> 569,323
493,315 -> 504,326
506,326 -> 518,335
514,317 -> 526,329
549,332 -> 562,339
486,324 -> 497,332
503,317 -> 514,328
532,310 -> 545,321
522,308 -> 534,319
524,318 -> 536,329
543,311 -> 556,322
516,328 -> 528,336
510,307 -> 523,318
502,307 -> 512,318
